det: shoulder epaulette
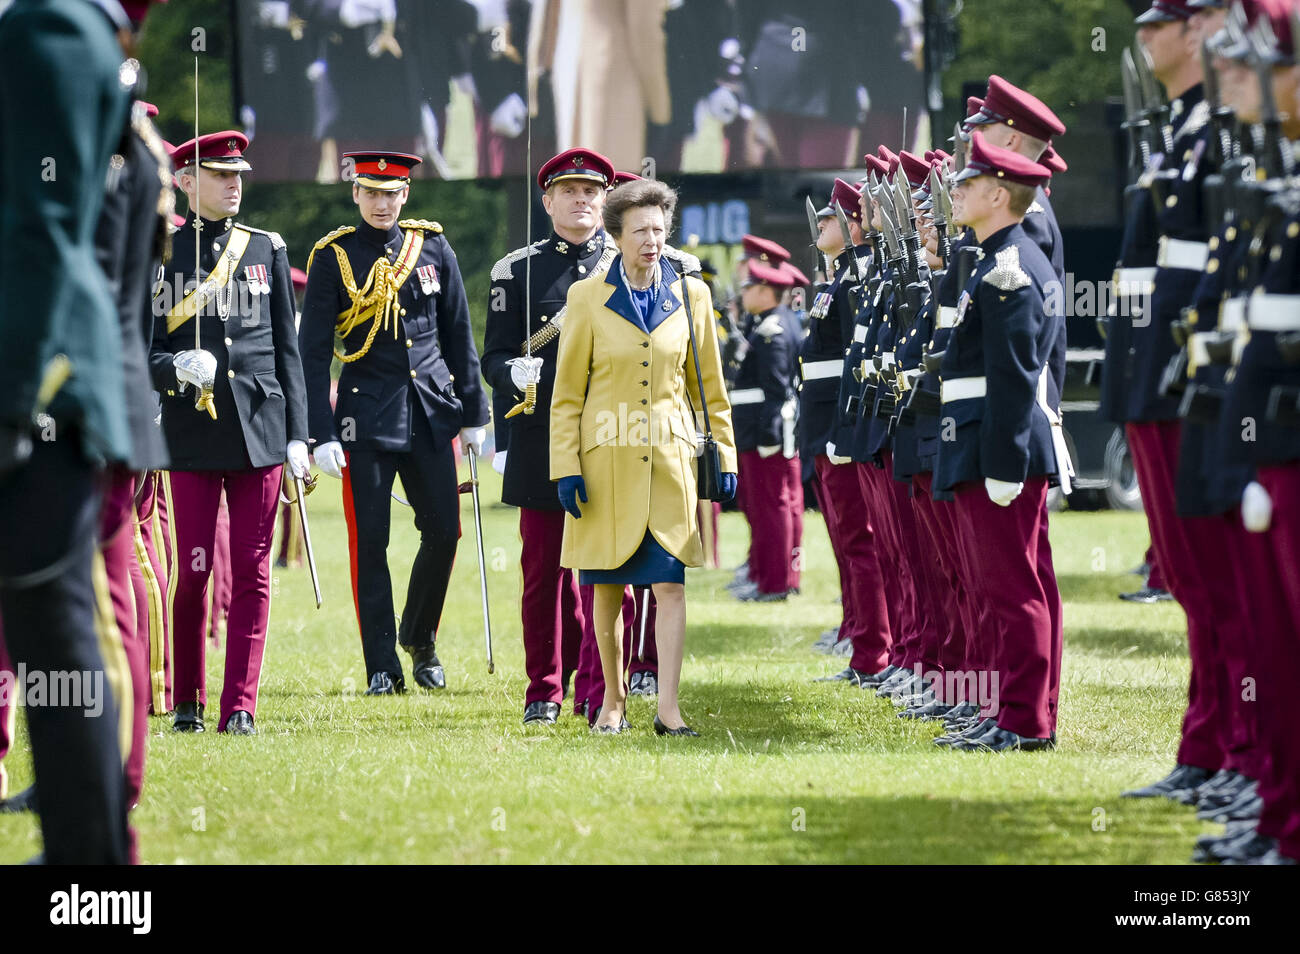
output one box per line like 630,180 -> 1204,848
490,239 -> 545,282
240,224 -> 287,250
1177,100 -> 1211,141
662,245 -> 702,276
399,219 -> 444,233
982,245 -> 1032,292
306,225 -> 356,273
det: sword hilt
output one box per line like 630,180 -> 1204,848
505,380 -> 537,418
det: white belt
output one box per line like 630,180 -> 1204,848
1037,366 -> 1074,496
940,377 -> 986,402
1220,297 -> 1246,333
1113,267 -> 1157,296
1247,293 -> 1300,332
937,306 -> 958,329
729,388 -> 764,406
853,324 -> 869,342
1157,237 -> 1209,272
801,359 -> 843,381
879,352 -> 896,369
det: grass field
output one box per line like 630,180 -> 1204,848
0,465 -> 1217,864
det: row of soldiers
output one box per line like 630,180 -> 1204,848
1102,0 -> 1300,868
719,76 -> 1071,758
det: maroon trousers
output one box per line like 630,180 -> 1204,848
953,477 -> 1061,738
739,450 -> 797,595
518,508 -> 585,705
1245,465 -> 1300,861
576,584 -> 658,724
209,493 -> 232,646
855,462 -> 921,667
881,456 -> 942,677
812,455 -> 891,673
166,467 -> 280,731
1125,421 -> 1225,772
912,472 -> 975,701
99,471 -> 150,828
136,472 -> 172,713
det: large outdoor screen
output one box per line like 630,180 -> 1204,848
234,0 -> 928,183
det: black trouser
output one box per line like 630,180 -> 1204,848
0,434 -> 128,864
345,410 -> 460,682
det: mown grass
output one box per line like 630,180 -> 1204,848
0,468 -> 1215,864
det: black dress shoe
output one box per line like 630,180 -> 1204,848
173,700 -> 205,733
1201,785 -> 1262,823
935,717 -> 997,747
1191,821 -> 1257,863
628,671 -> 659,696
224,710 -> 255,735
408,645 -> 446,690
0,785 -> 37,814
858,664 -> 898,688
1118,586 -> 1173,603
523,700 -> 561,725
1214,832 -> 1277,864
1195,774 -> 1251,812
365,671 -> 403,695
899,699 -> 954,721
653,715 -> 699,737
954,726 -> 1055,752
942,701 -> 980,722
816,666 -> 873,684
1121,763 -> 1212,799
1179,768 -> 1239,806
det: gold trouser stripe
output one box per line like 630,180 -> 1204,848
162,471 -> 180,696
133,513 -> 167,714
91,551 -> 134,767
164,227 -> 253,334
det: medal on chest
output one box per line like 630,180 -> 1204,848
954,289 -> 972,327
809,290 -> 833,320
244,264 -> 270,296
416,263 -> 440,297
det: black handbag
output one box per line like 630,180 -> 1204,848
680,276 -> 728,502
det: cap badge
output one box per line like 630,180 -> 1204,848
227,139 -> 237,150
377,158 -> 388,171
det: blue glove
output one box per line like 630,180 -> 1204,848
721,472 -> 738,503
557,475 -> 587,518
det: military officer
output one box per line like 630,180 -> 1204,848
150,131 -> 308,736
300,151 -> 489,695
481,147 -> 616,725
808,180 -> 893,683
1113,0 -> 1232,800
930,133 -> 1065,752
730,258 -> 800,602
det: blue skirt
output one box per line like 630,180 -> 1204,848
579,531 -> 685,586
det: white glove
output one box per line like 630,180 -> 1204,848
757,445 -> 780,459
314,440 -> 347,480
826,443 -> 852,466
1242,480 -> 1273,533
286,439 -> 310,480
460,427 -> 487,456
490,93 -> 527,138
985,477 -> 1024,507
703,86 -> 740,124
506,356 -> 542,391
856,85 -> 871,122
339,0 -> 392,28
453,72 -> 479,103
306,59 -> 327,82
173,349 -> 217,393
491,450 -> 507,475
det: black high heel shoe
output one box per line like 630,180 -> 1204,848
653,715 -> 699,737
591,715 -> 630,734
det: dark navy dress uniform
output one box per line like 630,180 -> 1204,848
480,226 -> 615,710
300,213 -> 488,688
933,218 -> 1064,743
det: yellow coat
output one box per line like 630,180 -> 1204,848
550,257 -> 737,570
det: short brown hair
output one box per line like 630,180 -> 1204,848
1001,180 -> 1037,217
603,179 -> 677,239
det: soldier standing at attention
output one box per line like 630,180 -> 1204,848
300,152 -> 489,696
150,131 -> 309,735
481,147 -> 616,726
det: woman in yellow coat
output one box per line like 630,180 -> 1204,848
550,179 -> 737,735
